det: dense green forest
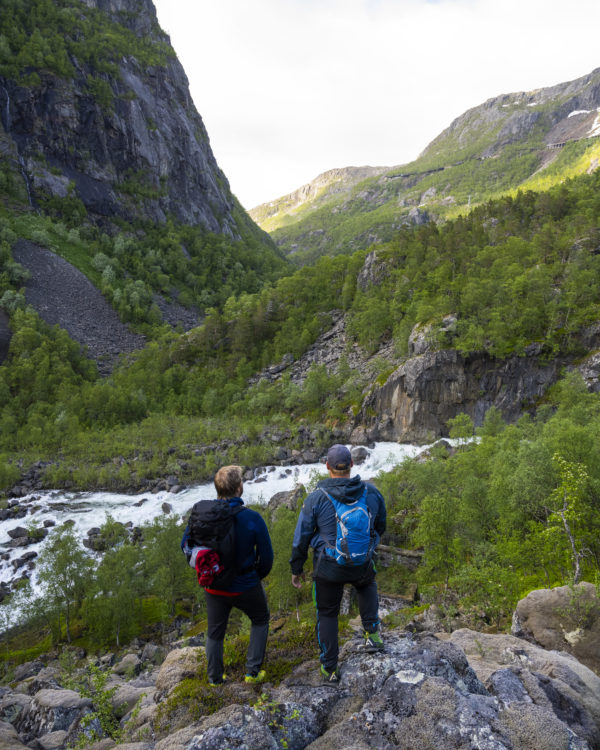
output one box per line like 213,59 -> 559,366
0,0 -> 174,85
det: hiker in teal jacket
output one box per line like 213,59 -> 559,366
290,444 -> 387,682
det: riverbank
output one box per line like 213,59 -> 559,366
3,421 -> 348,499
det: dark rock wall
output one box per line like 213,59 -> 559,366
358,349 -> 563,443
0,0 -> 239,234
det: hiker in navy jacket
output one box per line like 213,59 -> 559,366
290,444 -> 386,682
181,465 -> 273,685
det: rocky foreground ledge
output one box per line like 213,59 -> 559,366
1,615 -> 599,750
165,629 -> 600,750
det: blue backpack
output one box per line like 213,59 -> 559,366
322,486 -> 375,566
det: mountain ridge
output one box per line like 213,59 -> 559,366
251,66 -> 600,264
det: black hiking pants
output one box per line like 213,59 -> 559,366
313,560 -> 379,672
204,582 -> 270,682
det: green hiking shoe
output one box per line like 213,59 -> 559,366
320,664 -> 341,683
244,669 -> 266,684
364,630 -> 384,652
208,673 -> 227,687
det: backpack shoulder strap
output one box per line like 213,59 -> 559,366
321,485 -> 368,508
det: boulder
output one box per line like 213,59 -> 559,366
119,696 -> 157,739
267,485 -> 306,521
155,647 -> 202,696
448,628 -> 600,748
19,665 -> 62,695
350,446 -> 369,465
154,723 -> 206,750
87,739 -> 116,750
112,653 -> 142,677
141,643 -> 167,666
0,720 -> 29,750
13,660 -> 44,682
15,688 -> 92,739
172,635 -> 204,649
6,526 -> 28,539
37,730 -> 67,750
512,582 -> 600,675
111,684 -> 151,719
0,692 -> 32,724
187,705 -> 290,750
11,551 -> 38,570
5,537 -> 35,548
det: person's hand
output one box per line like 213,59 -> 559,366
291,573 -> 305,589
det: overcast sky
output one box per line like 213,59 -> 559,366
153,0 -> 600,210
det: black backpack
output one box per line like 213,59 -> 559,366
187,500 -> 244,589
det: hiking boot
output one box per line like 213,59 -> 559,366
208,673 -> 227,686
364,630 -> 384,652
244,669 -> 266,684
320,664 -> 341,683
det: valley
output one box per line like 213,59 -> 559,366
0,1 -> 599,748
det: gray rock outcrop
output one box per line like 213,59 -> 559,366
267,485 -> 306,521
14,688 -> 92,740
1,618 -> 600,749
359,348 -> 562,443
150,628 -> 600,750
154,647 -> 201,697
0,720 -> 29,750
512,583 -> 600,675
448,628 -> 600,748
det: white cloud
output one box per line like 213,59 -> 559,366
154,0 -> 600,208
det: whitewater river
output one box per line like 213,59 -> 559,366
0,442 -> 427,594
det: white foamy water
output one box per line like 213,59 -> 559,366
0,442 -> 424,593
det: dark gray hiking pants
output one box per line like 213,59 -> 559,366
313,563 -> 379,671
204,582 -> 270,682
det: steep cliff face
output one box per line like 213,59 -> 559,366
0,0 -> 244,235
356,349 -> 564,443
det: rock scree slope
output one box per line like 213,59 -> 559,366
12,240 -> 146,374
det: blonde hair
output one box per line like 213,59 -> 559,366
214,465 -> 243,499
